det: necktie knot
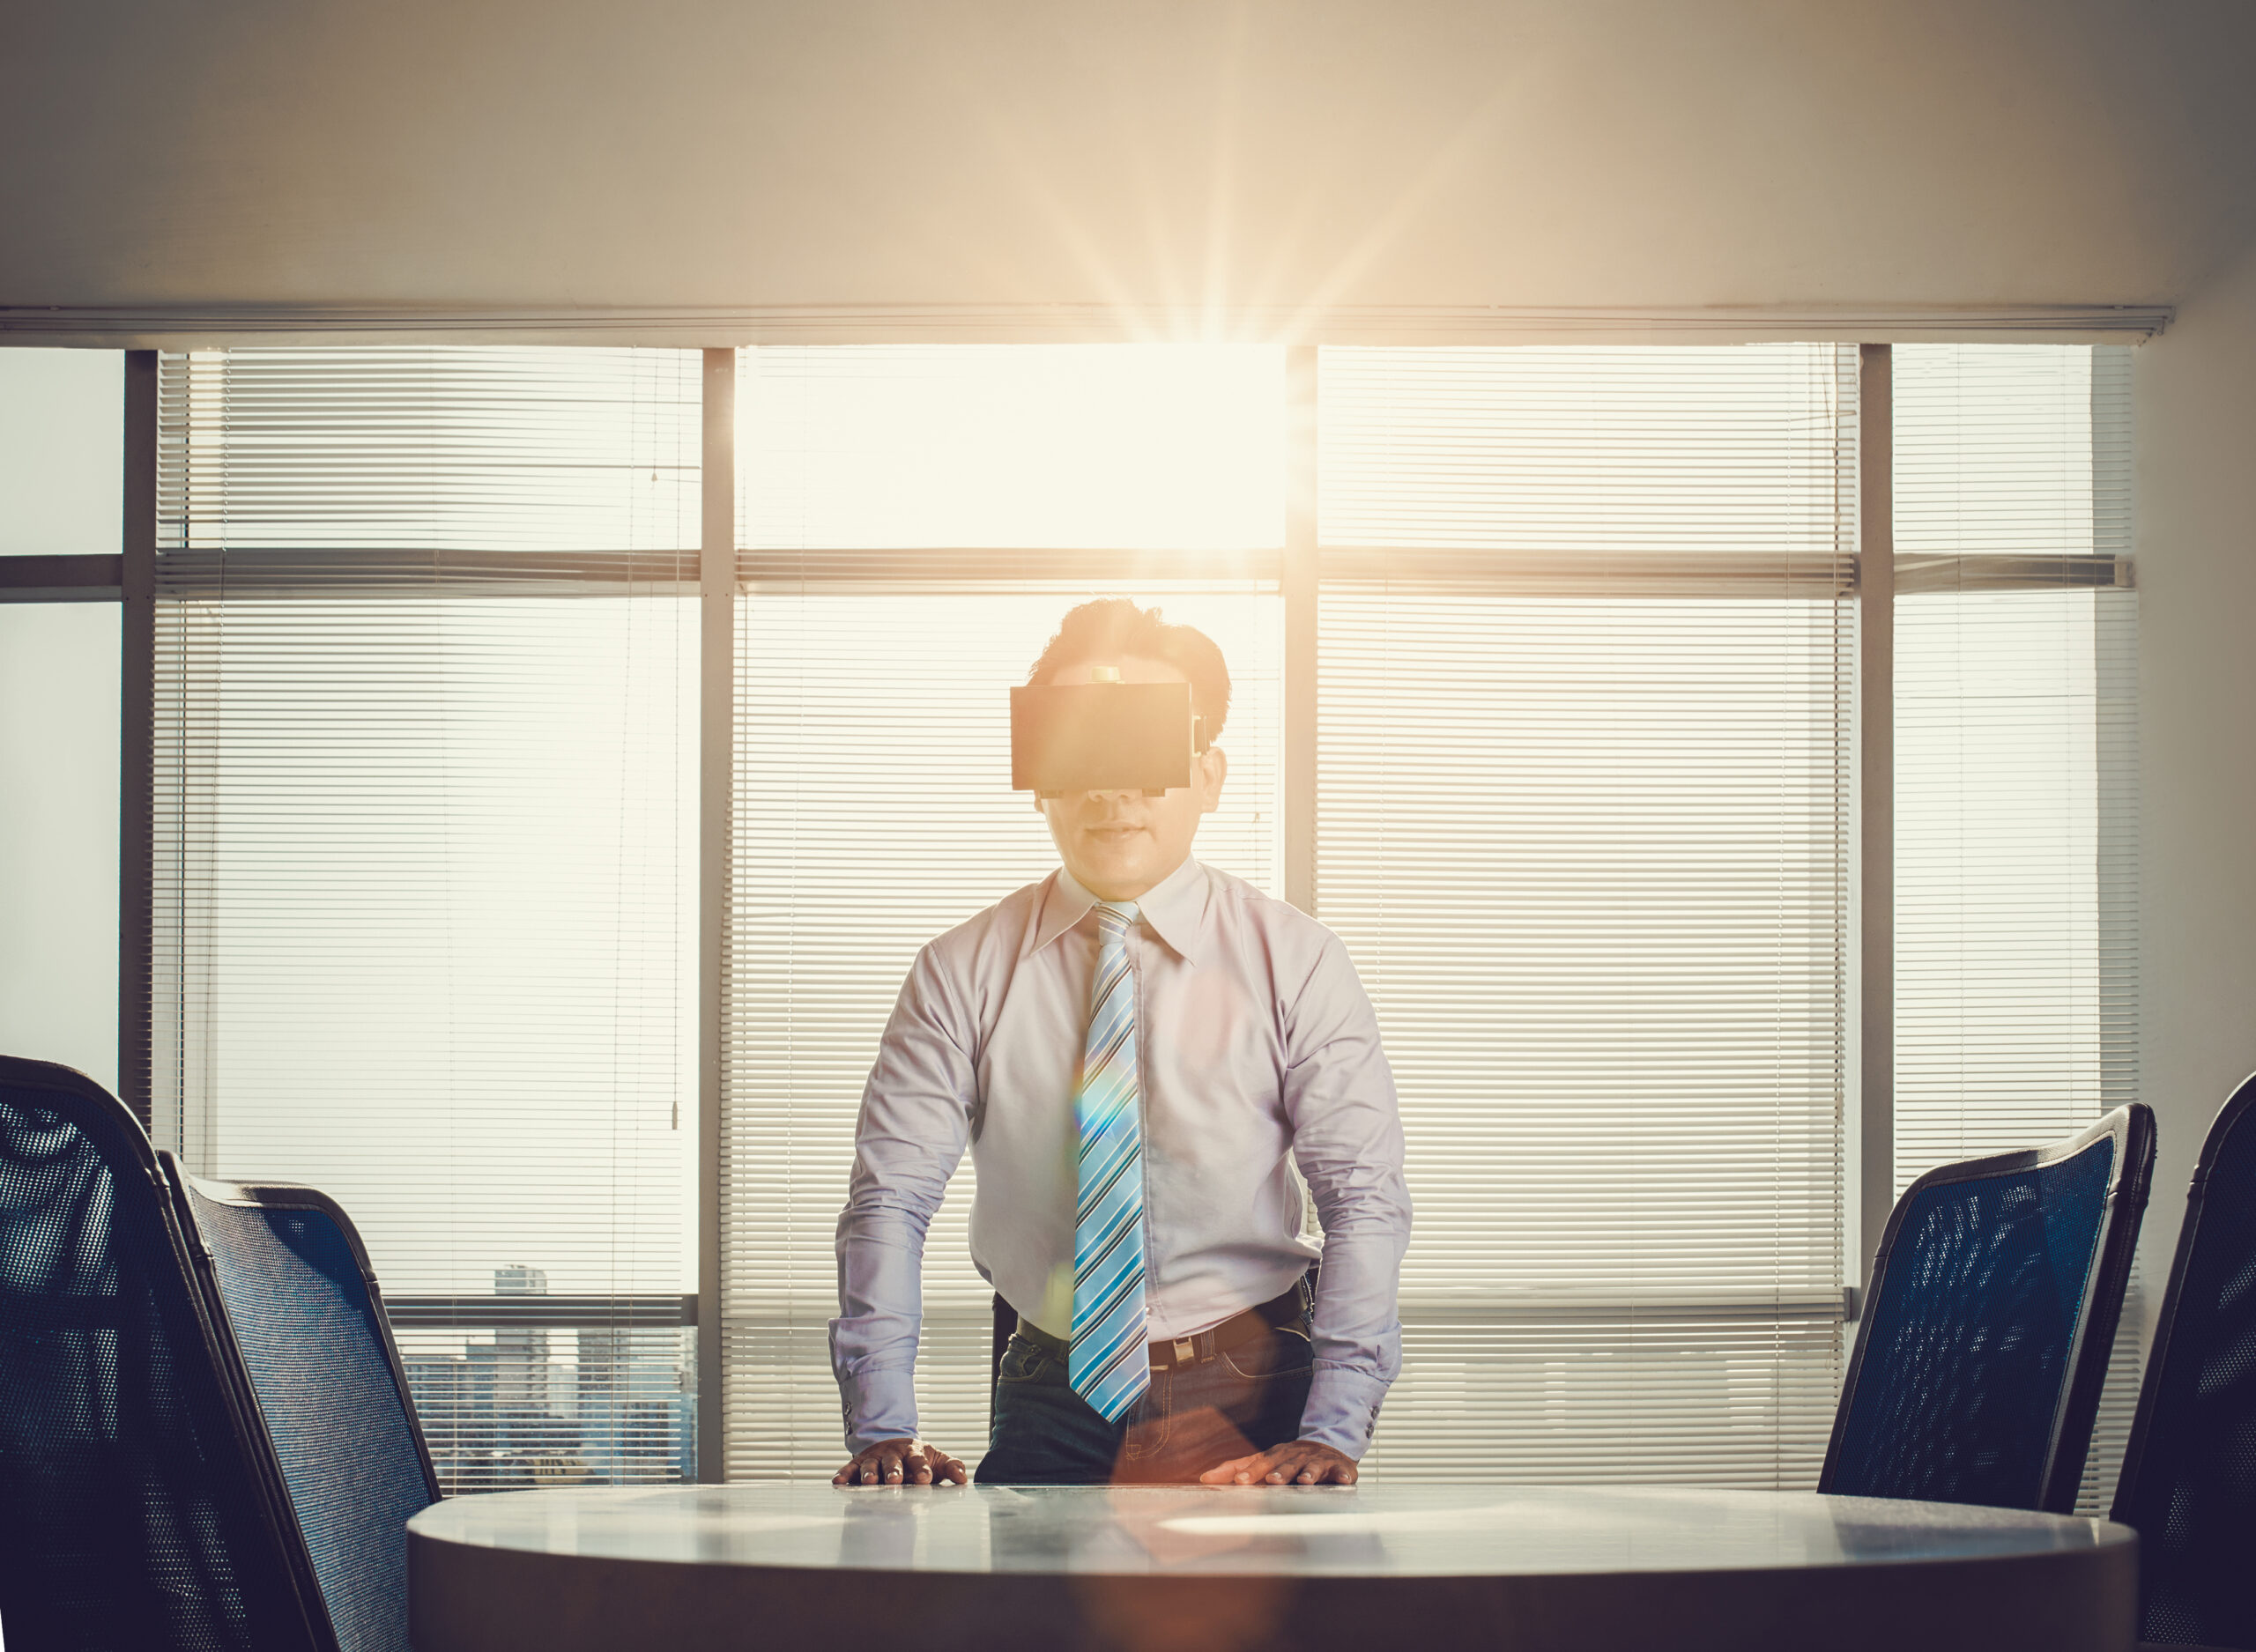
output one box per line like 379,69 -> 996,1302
1095,900 -> 1139,939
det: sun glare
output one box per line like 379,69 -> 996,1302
736,343 -> 1286,553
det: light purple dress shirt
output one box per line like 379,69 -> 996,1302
831,856 -> 1411,1459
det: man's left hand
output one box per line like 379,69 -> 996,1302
1198,1440 -> 1359,1485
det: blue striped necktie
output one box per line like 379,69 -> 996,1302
1069,900 -> 1151,1422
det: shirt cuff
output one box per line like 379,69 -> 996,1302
1297,1363 -> 1392,1459
839,1363 -> 920,1455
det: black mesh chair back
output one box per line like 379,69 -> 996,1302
2110,1071 -> 2256,1647
0,1056 -> 316,1652
170,1169 -> 441,1652
1822,1103 -> 2155,1513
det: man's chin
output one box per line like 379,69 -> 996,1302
1070,846 -> 1160,897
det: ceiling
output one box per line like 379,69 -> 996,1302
4,0 -> 2253,326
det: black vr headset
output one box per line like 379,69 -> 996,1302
1010,676 -> 1210,797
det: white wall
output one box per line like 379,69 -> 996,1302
4,0 -> 2253,315
2133,243 -> 2256,1283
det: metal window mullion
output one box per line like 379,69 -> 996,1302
1857,343 -> 1894,1293
0,553 -> 124,602
120,351 -> 157,1132
696,346 -> 734,1482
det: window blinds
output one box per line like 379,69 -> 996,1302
152,348 -> 701,1494
1891,343 -> 2140,1513
1316,345 -> 1856,1484
1893,344 -> 2137,1178
723,346 -> 1285,1478
132,339 -> 2138,1499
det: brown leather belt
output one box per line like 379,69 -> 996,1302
1016,1278 -> 1310,1374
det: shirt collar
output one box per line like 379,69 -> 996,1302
1035,856 -> 1210,967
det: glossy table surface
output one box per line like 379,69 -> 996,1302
408,1482 -> 2138,1652
410,1478 -> 2126,1576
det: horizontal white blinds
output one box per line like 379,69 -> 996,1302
1895,344 -> 2120,561
162,347 -> 698,552
152,348 -> 700,1494
1317,344 -> 1853,1485
1891,344 -> 2140,1514
1322,345 -> 1854,562
1894,594 -> 2125,1170
1892,345 -> 2136,1181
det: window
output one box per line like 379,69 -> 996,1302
152,348 -> 701,1492
0,349 -> 122,1094
8,335 -> 2126,1492
1893,345 -> 2137,1176
1317,345 -> 1856,1481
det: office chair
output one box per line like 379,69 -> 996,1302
0,1054 -> 313,1650
168,1166 -> 441,1652
0,1055 -> 440,1652
2109,1071 -> 2256,1648
1822,1103 -> 2155,1514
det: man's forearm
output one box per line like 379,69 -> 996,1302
1281,935 -> 1412,1460
832,1196 -> 936,1450
833,943 -> 979,1452
1297,1208 -> 1411,1457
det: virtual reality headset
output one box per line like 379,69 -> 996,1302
1010,679 -> 1210,796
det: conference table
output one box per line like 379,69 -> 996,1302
408,1481 -> 2135,1652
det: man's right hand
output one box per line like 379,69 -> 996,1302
832,1437 -> 968,1487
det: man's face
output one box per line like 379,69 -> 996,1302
1034,654 -> 1227,902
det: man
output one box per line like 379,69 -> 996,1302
829,598 -> 1410,1488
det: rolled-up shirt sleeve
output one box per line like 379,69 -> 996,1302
831,944 -> 976,1454
1283,934 -> 1412,1458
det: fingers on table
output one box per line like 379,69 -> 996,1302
1212,1450 -> 1291,1485
909,1445 -> 967,1486
832,1442 -> 968,1487
831,1446 -> 902,1485
1254,1446 -> 1356,1486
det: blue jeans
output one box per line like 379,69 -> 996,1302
976,1319 -> 1316,1485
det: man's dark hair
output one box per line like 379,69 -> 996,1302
1026,598 -> 1233,742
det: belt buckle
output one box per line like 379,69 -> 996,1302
1174,1337 -> 1196,1366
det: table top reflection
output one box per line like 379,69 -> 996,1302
409,1479 -> 2129,1579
